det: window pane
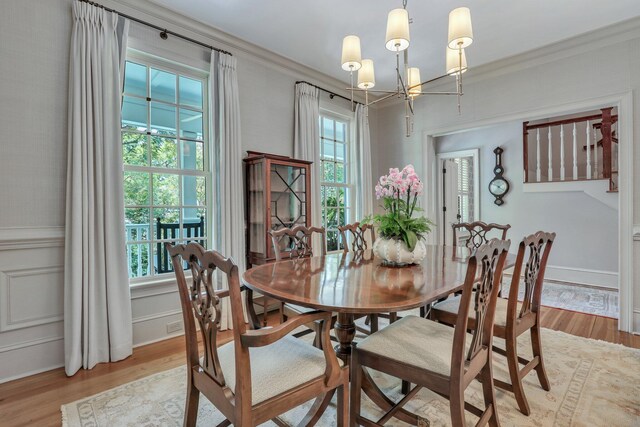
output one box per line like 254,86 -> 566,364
335,162 -> 345,183
122,132 -> 147,166
181,140 -> 204,171
122,96 -> 147,131
151,136 -> 177,168
125,208 -> 150,241
325,186 -> 337,207
323,161 -> 335,183
322,139 -> 334,159
322,117 -> 334,140
180,108 -> 203,140
327,230 -> 339,252
327,208 -> 338,228
179,76 -> 203,109
124,61 -> 147,97
182,176 -> 206,206
124,171 -> 149,206
152,239 -> 178,274
150,68 -> 176,103
153,208 -> 180,240
153,173 -> 179,206
336,122 -> 346,142
182,208 -> 206,243
150,102 -> 176,136
127,243 -> 150,278
335,142 -> 346,162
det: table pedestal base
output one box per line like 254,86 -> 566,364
334,312 -> 356,362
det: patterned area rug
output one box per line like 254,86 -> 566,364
502,280 -> 618,318
62,328 -> 640,426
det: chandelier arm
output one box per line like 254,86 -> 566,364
345,88 -> 399,94
420,91 -> 463,95
366,92 -> 399,107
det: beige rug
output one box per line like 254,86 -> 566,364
61,328 -> 639,426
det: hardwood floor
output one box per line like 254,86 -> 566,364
1,308 -> 638,427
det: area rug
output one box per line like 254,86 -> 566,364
62,328 -> 639,426
501,280 -> 618,318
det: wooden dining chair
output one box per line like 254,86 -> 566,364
431,231 -> 555,416
338,222 -> 395,334
270,225 -> 330,347
167,242 -> 349,427
452,221 -> 511,249
351,238 -> 510,427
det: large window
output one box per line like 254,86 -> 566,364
121,54 -> 210,280
319,113 -> 353,251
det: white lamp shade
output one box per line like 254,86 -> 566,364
448,7 -> 473,49
341,35 -> 362,71
407,67 -> 421,97
446,47 -> 467,75
385,8 -> 410,51
357,59 -> 375,89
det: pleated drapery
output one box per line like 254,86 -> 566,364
355,104 -> 374,220
293,83 -> 322,250
64,1 -> 131,376
213,52 -> 245,330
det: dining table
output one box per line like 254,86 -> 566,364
242,244 -> 516,423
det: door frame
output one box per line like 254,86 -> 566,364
436,149 -> 480,245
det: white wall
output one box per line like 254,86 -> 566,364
373,18 -> 640,331
436,121 -> 619,287
0,0 -> 371,382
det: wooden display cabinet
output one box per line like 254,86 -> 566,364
244,151 -> 312,267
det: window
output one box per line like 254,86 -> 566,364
454,156 -> 475,223
319,113 -> 352,251
121,54 -> 210,280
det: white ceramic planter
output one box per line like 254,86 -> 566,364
373,237 -> 427,266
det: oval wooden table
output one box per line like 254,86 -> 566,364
243,245 -> 514,361
242,246 -> 515,424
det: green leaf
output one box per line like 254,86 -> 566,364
405,229 -> 418,251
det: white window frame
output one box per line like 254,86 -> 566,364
319,109 -> 355,252
122,50 -> 213,284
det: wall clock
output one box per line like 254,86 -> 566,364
489,147 -> 509,206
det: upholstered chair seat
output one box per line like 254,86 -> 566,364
207,335 -> 343,405
357,315 -> 471,377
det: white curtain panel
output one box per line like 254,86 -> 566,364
64,1 -> 132,376
293,83 -> 322,251
213,52 -> 245,330
355,104 -> 374,220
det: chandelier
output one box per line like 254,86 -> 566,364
341,1 -> 474,136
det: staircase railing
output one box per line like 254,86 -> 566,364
523,108 -> 617,191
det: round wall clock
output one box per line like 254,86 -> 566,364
489,147 -> 509,206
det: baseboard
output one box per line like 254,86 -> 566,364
633,310 -> 640,335
0,336 -> 64,384
543,265 -> 618,289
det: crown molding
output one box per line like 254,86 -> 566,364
105,0 -> 371,105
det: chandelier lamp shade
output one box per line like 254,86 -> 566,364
340,1 -> 474,136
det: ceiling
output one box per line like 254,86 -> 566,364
149,0 -> 640,89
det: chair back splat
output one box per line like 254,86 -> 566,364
452,221 -> 510,249
270,225 -> 326,261
338,222 -> 376,252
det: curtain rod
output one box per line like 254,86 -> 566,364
296,80 -> 363,106
78,0 -> 232,56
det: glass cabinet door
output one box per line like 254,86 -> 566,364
270,163 -> 307,255
247,161 -> 265,255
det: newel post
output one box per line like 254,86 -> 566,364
601,107 -> 613,179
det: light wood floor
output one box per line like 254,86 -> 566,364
1,308 -> 638,427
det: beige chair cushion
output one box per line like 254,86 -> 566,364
357,315 -> 471,377
208,335 -> 342,405
433,294 -> 520,328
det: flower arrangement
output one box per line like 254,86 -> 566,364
366,164 -> 433,252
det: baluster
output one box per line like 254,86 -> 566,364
586,120 -> 592,179
560,125 -> 565,181
593,126 -> 598,179
572,123 -> 578,180
536,128 -> 541,182
137,241 -> 142,277
547,126 -> 553,181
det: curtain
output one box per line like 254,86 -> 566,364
213,52 -> 245,330
293,83 -> 322,250
64,1 -> 131,376
355,104 -> 373,220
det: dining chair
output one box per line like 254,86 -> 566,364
270,225 -> 330,347
452,221 -> 511,249
338,222 -> 395,334
167,242 -> 349,427
351,238 -> 510,427
431,231 -> 555,416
